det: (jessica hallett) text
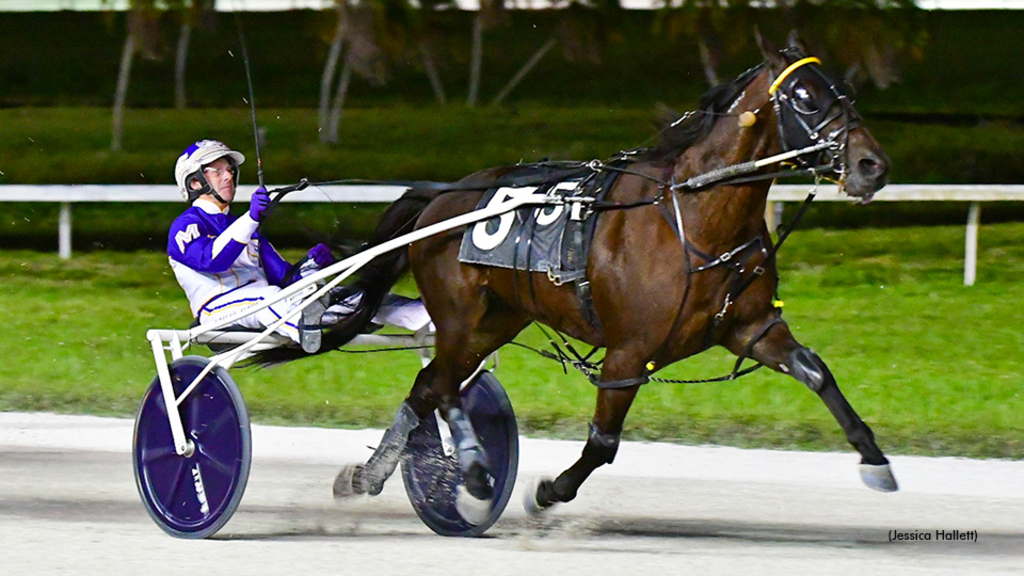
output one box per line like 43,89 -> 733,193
889,529 -> 978,543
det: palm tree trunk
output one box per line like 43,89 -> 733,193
112,32 -> 136,152
420,43 -> 446,106
319,7 -> 346,142
467,14 -> 483,107
492,37 -> 556,106
326,56 -> 353,144
174,22 -> 191,110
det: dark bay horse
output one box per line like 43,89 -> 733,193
267,31 -> 896,523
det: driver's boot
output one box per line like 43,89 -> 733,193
299,292 -> 329,353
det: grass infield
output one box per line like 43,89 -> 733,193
1,222 -> 1022,459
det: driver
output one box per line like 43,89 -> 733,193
167,139 -> 431,352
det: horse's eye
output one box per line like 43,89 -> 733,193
791,82 -> 819,115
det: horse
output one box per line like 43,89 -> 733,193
259,30 -> 896,524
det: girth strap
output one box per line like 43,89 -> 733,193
590,372 -> 650,390
733,315 -> 785,373
560,165 -> 623,331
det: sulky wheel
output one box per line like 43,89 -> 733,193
401,370 -> 518,537
133,356 -> 251,539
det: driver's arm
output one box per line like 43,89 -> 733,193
168,213 -> 258,273
259,237 -> 297,287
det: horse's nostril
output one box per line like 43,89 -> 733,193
858,156 -> 883,178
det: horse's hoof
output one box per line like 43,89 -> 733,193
523,478 -> 557,516
464,461 -> 495,501
332,464 -> 365,499
455,484 -> 492,526
859,463 -> 898,492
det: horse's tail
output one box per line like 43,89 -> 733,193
246,187 -> 439,367
317,187 -> 438,351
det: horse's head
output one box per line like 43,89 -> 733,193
757,31 -> 890,201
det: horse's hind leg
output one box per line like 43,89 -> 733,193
527,348 -> 644,512
335,304 -> 529,519
729,320 -> 897,492
333,401 -> 422,498
405,307 -> 530,522
332,361 -> 473,500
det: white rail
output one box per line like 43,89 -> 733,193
4,183 -> 1023,286
765,184 -> 1024,287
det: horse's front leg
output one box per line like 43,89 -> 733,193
731,319 -> 898,492
527,349 -> 643,513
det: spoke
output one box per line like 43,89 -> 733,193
163,459 -> 188,507
189,391 -> 236,442
197,446 -> 237,478
418,453 -> 458,501
189,399 -> 202,432
186,384 -> 213,431
150,393 -> 168,417
142,444 -> 179,465
201,406 -> 236,437
425,472 -> 451,501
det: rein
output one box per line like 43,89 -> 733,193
512,315 -> 782,387
299,137 -> 836,223
603,55 -> 853,389
512,181 -> 818,389
308,162 -> 594,194
301,53 -> 848,390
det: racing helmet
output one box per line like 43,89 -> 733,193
174,139 -> 245,204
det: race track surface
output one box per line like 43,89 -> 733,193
2,412 -> 1022,575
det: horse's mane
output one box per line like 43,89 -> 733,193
638,63 -> 766,163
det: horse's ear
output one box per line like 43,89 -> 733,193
786,30 -> 810,55
754,27 -> 785,68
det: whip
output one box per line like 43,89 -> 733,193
232,9 -> 308,213
232,11 -> 264,190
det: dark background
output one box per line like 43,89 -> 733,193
1,7 -> 1022,251
2,8 -> 1022,115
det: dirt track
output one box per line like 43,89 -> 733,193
2,412 -> 1022,575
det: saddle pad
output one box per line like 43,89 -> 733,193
457,178 -> 589,278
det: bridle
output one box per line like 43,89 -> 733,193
767,52 -> 862,182
584,53 -> 866,389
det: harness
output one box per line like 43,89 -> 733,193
520,177 -> 818,390
525,167 -> 624,330
302,54 -> 854,389
459,162 -> 625,330
509,55 -> 853,389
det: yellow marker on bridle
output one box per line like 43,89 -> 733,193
768,57 -> 822,95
